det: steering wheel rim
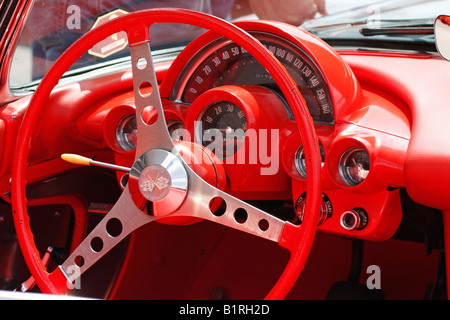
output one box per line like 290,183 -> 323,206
11,8 -> 322,299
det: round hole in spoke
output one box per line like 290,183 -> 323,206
106,218 -> 123,238
120,173 -> 129,189
209,197 -> 226,217
234,208 -> 248,224
137,57 -> 147,70
90,237 -> 104,253
258,219 -> 269,232
139,81 -> 152,98
74,256 -> 84,268
141,105 -> 158,126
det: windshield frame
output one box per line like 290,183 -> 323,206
0,0 -> 33,103
306,17 -> 437,55
4,0 -> 446,98
7,0 -> 234,94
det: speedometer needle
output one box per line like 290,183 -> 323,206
61,153 -> 131,172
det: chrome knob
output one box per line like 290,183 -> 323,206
295,192 -> 332,226
340,208 -> 368,231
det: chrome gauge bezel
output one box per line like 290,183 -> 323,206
116,114 -> 137,152
167,119 -> 185,142
338,147 -> 371,187
195,101 -> 247,160
294,142 -> 325,178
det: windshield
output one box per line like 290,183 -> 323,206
9,0 -> 450,89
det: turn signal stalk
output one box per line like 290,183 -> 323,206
61,153 -> 130,172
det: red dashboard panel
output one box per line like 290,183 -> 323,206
343,53 -> 450,211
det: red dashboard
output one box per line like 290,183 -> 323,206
2,0 -> 450,301
2,6 -> 450,299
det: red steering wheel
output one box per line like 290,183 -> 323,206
11,9 -> 322,299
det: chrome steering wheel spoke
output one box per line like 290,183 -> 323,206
129,35 -> 175,155
175,165 -> 286,243
60,188 -> 154,284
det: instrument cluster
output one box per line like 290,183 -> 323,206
107,21 -> 409,241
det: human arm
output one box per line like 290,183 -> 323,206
233,0 -> 326,26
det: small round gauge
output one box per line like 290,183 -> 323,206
295,142 -> 326,178
197,101 -> 247,159
167,120 -> 185,142
339,147 -> 370,186
116,115 -> 185,151
295,192 -> 332,226
116,114 -> 137,152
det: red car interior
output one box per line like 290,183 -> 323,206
0,3 -> 449,301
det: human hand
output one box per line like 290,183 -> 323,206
248,0 -> 326,26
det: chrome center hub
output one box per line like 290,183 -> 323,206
129,149 -> 188,215
138,164 -> 172,201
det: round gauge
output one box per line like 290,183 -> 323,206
176,32 -> 333,124
295,142 -> 326,178
116,115 -> 185,150
197,101 -> 247,159
116,114 -> 137,152
339,147 -> 370,186
295,192 -> 332,226
167,120 -> 185,142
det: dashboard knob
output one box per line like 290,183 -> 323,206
340,208 -> 368,231
295,192 -> 332,226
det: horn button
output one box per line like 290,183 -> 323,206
138,164 -> 173,202
129,149 -> 188,217
128,143 -> 226,223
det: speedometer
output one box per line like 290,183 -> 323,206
175,32 -> 334,124
197,101 -> 247,159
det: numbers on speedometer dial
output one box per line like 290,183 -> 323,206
196,102 -> 247,159
178,32 -> 334,124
